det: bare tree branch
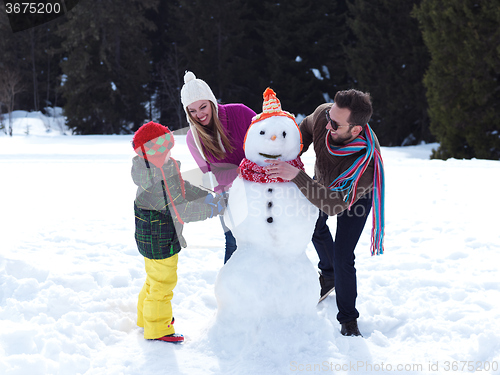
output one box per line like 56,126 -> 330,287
0,68 -> 26,136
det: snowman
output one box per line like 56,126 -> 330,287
210,88 -> 320,346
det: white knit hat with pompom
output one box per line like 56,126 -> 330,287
180,71 -> 218,119
180,71 -> 223,156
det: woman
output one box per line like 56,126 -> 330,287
181,71 -> 256,263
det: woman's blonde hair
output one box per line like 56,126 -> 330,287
188,102 -> 234,160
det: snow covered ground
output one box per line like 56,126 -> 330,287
1,113 -> 500,374
1,109 -> 70,137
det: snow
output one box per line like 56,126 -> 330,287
1,109 -> 70,137
321,66 -> 331,80
1,113 -> 500,374
311,69 -> 324,81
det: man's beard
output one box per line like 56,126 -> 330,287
329,130 -> 353,146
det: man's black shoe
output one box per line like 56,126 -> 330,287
341,320 -> 362,337
318,273 -> 335,303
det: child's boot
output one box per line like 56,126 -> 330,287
155,333 -> 184,343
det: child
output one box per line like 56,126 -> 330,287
131,121 -> 223,343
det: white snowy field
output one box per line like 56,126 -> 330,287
1,114 -> 500,374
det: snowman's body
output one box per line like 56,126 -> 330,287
213,113 -> 320,333
225,178 -> 317,258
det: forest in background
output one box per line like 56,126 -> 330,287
0,0 -> 499,159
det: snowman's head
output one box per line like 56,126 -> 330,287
244,115 -> 302,166
243,88 -> 303,166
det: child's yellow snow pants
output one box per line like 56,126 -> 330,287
137,254 -> 178,339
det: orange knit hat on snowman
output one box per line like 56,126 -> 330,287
244,88 -> 303,152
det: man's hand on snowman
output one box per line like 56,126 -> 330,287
264,159 -> 300,180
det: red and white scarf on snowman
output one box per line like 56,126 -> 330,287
238,157 -> 305,183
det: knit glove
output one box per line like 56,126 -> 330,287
204,193 -> 225,218
204,193 -> 216,204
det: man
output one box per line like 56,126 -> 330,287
265,89 -> 385,337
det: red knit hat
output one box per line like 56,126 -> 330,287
132,121 -> 187,222
132,121 -> 174,168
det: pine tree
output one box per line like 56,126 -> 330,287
345,0 -> 431,146
144,0 -> 190,131
58,0 -> 158,134
257,0 -> 350,116
172,0 -> 261,113
414,1 -> 500,159
0,8 -> 30,117
37,22 -> 66,114
0,8 -> 63,114
169,0 -> 350,119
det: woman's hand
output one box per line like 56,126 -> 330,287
264,159 -> 300,180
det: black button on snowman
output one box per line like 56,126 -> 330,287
267,188 -> 273,223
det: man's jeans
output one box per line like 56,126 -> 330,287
312,194 -> 372,323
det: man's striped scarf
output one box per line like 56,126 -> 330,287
325,124 -> 385,255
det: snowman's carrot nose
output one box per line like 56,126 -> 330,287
271,135 -> 277,141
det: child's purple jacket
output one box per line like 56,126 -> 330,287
186,103 -> 256,193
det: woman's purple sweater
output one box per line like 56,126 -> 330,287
186,103 -> 256,193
